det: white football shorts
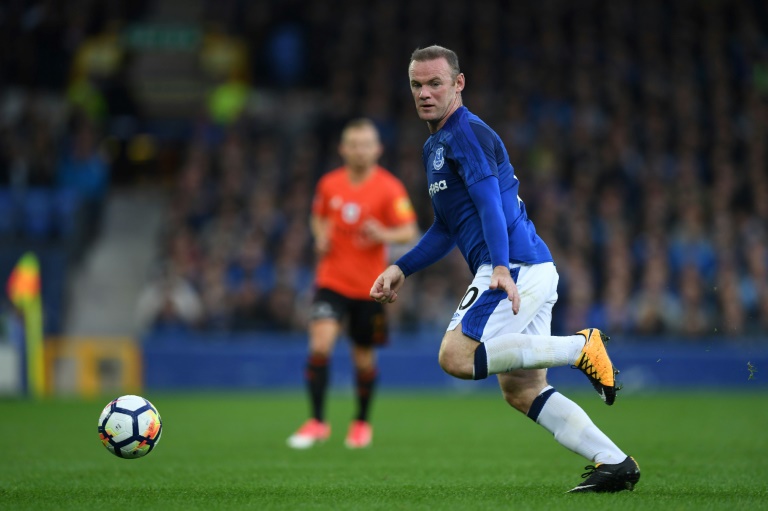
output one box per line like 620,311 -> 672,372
447,262 -> 559,342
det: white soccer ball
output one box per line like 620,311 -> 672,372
97,395 -> 162,459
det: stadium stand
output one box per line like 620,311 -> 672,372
1,0 -> 767,341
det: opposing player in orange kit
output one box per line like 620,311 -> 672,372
287,118 -> 418,449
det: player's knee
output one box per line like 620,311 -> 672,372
499,372 -> 547,414
501,389 -> 534,413
438,343 -> 473,379
309,345 -> 333,359
308,334 -> 335,356
352,347 -> 375,371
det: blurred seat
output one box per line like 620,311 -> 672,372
39,250 -> 69,333
53,188 -> 83,241
21,188 -> 54,240
0,188 -> 17,239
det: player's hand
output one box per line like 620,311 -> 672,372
314,235 -> 330,256
361,219 -> 386,243
370,265 -> 406,304
489,265 -> 520,315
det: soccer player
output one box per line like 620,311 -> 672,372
370,46 -> 641,493
288,118 -> 418,449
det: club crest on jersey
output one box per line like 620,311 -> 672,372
433,146 -> 445,170
341,202 -> 361,223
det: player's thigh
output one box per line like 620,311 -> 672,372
495,266 -> 557,411
308,319 -> 341,354
449,263 -> 558,342
521,269 -> 558,337
438,327 -> 479,375
504,262 -> 558,336
308,288 -> 347,354
348,299 -> 388,348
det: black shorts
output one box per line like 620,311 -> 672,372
310,288 -> 388,347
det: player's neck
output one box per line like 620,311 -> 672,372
346,165 -> 376,184
427,96 -> 463,134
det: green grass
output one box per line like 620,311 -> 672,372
1,391 -> 767,510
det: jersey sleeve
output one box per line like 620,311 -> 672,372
451,120 -> 499,187
381,177 -> 416,227
395,215 -> 454,277
467,175 -> 509,269
311,176 -> 329,218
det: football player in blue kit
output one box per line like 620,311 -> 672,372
370,45 -> 640,493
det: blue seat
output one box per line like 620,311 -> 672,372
0,188 -> 16,238
22,188 -> 54,240
40,250 -> 69,333
53,188 -> 83,240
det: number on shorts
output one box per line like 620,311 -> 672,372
459,287 -> 479,310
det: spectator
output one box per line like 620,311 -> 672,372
117,0 -> 768,338
56,118 -> 110,237
136,264 -> 204,333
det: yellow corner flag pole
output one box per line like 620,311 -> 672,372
7,252 -> 44,398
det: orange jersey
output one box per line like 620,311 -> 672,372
312,166 -> 416,299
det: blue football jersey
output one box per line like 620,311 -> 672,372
422,106 -> 552,273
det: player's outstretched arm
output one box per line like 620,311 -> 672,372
310,215 -> 331,256
361,219 -> 419,244
370,265 -> 406,304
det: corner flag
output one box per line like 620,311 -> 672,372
7,252 -> 44,397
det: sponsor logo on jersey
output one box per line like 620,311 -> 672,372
433,146 -> 445,170
428,179 -> 447,197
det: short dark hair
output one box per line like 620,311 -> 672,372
343,117 -> 377,132
410,45 -> 461,80
341,118 -> 379,140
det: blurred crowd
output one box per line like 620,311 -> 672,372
0,0 -> 145,242
3,0 -> 768,338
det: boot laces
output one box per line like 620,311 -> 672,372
581,464 -> 602,478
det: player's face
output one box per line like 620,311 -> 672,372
338,125 -> 383,171
409,58 -> 465,132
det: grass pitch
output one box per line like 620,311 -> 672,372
1,391 -> 767,510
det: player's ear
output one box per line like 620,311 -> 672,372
337,132 -> 349,156
455,73 -> 465,92
373,140 -> 384,160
